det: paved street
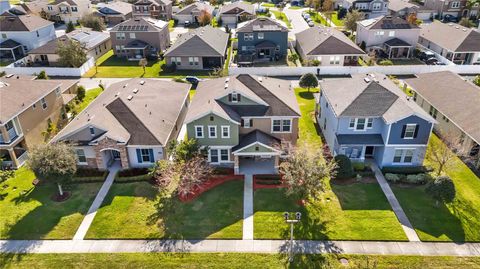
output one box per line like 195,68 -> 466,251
284,7 -> 308,40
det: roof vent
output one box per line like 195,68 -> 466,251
364,77 -> 371,83
462,28 -> 467,31
115,92 -> 120,97
140,80 -> 145,85
123,83 -> 128,88
133,88 -> 139,94
6,74 -> 13,78
127,95 -> 133,101
258,76 -> 263,82
224,83 -> 228,89
448,23 -> 453,26
455,26 -> 459,29
225,77 -> 230,82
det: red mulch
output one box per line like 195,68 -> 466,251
178,174 -> 244,202
253,174 -> 287,190
50,191 -> 72,202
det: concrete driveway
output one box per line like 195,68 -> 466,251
169,26 -> 189,43
284,7 -> 309,40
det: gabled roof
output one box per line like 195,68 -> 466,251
219,1 -> 255,15
175,2 -> 213,15
237,17 -> 288,32
164,25 -> 229,57
296,26 -> 365,55
419,21 -> 480,52
358,16 -> 419,30
53,79 -> 190,146
388,0 -> 418,12
133,0 -> 172,6
232,130 -> 280,152
0,14 -> 53,32
320,73 -> 435,124
111,17 -> 168,32
29,29 -> 110,54
185,75 -> 300,124
405,71 -> 480,144
97,1 -> 132,16
49,0 -> 79,6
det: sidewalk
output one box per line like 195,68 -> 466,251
242,175 -> 254,240
1,239 -> 479,256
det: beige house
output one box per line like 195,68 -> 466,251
45,0 -> 91,23
0,75 -> 79,169
405,71 -> 480,166
132,0 -> 172,21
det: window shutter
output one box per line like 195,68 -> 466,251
136,149 -> 142,163
241,119 -> 244,127
238,94 -> 241,101
228,94 -> 232,102
401,125 -> 406,138
413,124 -> 419,138
249,119 -> 253,127
148,149 -> 154,162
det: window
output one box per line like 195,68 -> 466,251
258,33 -> 264,39
329,56 -> 340,65
243,118 -> 251,128
116,33 -> 126,40
36,31 -> 39,37
367,118 -> 373,128
188,57 -> 199,65
137,148 -> 153,163
356,118 -> 366,130
195,125 -> 204,138
349,118 -> 370,130
220,149 -> 229,161
231,92 -> 239,102
172,57 -> 181,65
210,149 -> 219,163
388,31 -> 395,37
404,149 -> 414,163
89,127 -> 95,136
76,149 -> 87,164
393,149 -> 415,163
393,149 -> 403,163
272,119 -> 292,133
372,2 -> 382,10
323,117 -> 327,130
451,1 -> 460,8
208,125 -> 217,138
221,126 -> 230,138
41,98 -> 47,109
194,57 -> 199,65
129,33 -> 136,39
32,103 -> 36,110
442,115 -> 450,123
429,105 -> 438,119
47,6 -> 53,10
374,31 -> 385,36
244,33 -> 254,41
349,118 -> 355,128
1,33 -> 6,38
403,124 -> 417,139
413,92 -> 417,102
55,87 -> 61,97
71,6 -> 77,12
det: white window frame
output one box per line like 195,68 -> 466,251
393,148 -> 415,164
129,32 -> 136,39
451,1 -> 460,8
388,31 -> 395,37
209,149 -> 219,163
349,118 -> 369,131
272,118 -> 292,133
372,2 -> 382,10
41,97 -> 47,110
220,149 -> 230,162
231,92 -> 239,102
404,124 -> 417,139
116,32 -> 126,40
208,125 -> 217,138
244,33 -> 254,41
194,125 -> 204,138
258,33 -> 264,39
76,149 -> 87,164
89,127 -> 95,136
55,87 -> 61,97
140,148 -> 153,163
367,118 -> 373,129
221,125 -> 230,138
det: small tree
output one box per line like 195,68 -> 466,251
0,159 -> 15,183
66,21 -> 75,33
198,9 -> 212,26
280,146 -> 337,200
406,13 -> 419,25
37,70 -> 49,80
176,156 -> 212,196
27,143 -> 77,198
334,154 -> 354,179
426,176 -> 456,205
344,10 -> 364,33
76,85 -> 86,101
459,17 -> 474,27
299,73 -> 319,92
80,14 -> 106,31
167,139 -> 205,162
379,59 -> 393,65
57,39 -> 87,68
288,53 -> 299,63
426,133 -> 464,176
474,75 -> 480,87
139,58 -> 148,75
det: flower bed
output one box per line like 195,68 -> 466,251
72,168 -> 108,183
179,174 -> 244,202
115,168 -> 152,183
253,174 -> 287,190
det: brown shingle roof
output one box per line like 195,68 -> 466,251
0,14 -> 53,32
420,21 -> 480,52
164,25 -> 229,57
296,26 -> 365,55
237,17 -> 288,32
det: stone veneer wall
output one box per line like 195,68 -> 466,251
93,137 -> 129,169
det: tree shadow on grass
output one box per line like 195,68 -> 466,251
298,91 -> 317,100
98,55 -> 158,67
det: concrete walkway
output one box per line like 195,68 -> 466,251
72,162 -> 121,240
1,239 -> 479,256
370,163 -> 421,242
242,175 -> 254,240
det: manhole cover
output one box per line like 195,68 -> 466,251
339,258 -> 349,266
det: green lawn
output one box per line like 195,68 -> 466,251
70,87 -> 103,115
391,135 -> 480,242
86,181 -> 243,239
288,6 -> 304,9
295,88 -> 323,146
2,253 -> 480,269
254,183 -> 408,241
261,3 -> 275,7
330,11 -> 344,26
308,11 -> 328,26
391,58 -> 426,65
83,50 -> 212,78
271,10 -> 292,28
0,167 -> 102,239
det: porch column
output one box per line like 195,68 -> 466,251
234,155 -> 239,175
361,145 -> 366,161
0,126 -> 8,143
7,148 -> 19,168
274,155 -> 279,173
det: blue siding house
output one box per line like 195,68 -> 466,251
236,17 -> 288,65
316,73 -> 436,168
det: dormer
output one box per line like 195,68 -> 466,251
229,92 -> 241,103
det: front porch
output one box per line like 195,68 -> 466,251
123,40 -> 157,60
0,141 -> 29,169
335,134 -> 385,164
384,38 -> 413,59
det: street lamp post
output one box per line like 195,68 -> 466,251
283,211 -> 302,263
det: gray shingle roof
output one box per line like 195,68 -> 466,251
420,21 -> 480,52
0,39 -> 22,49
219,1 -> 255,15
97,1 -> 132,16
29,30 -> 110,54
0,14 -> 53,32
111,17 -> 168,32
236,17 -> 288,33
164,25 -> 229,57
405,71 -> 480,144
296,26 -> 365,56
340,82 -> 399,117
337,134 -> 385,145
360,16 -> 419,30
384,37 -> 411,47
176,2 -> 213,15
232,130 -> 280,151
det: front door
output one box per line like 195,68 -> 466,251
365,146 -> 375,157
111,150 -> 121,160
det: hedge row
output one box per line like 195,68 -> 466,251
381,166 -> 433,175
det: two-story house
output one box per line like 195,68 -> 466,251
164,25 -> 229,70
52,79 -> 190,170
110,17 -> 170,60
296,25 -> 365,66
423,0 -> 479,19
356,16 -> 420,59
217,1 -> 255,26
185,75 -> 301,174
405,71 -> 480,167
45,0 -> 91,23
173,2 -> 214,25
418,21 -> 480,64
336,0 -> 389,18
0,14 -> 56,62
132,0 -> 172,21
95,1 -> 132,26
236,17 -> 289,66
0,75 -> 79,169
316,73 -> 436,168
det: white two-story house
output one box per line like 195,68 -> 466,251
45,0 -> 91,23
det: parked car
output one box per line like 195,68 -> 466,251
418,51 -> 435,61
425,58 -> 438,65
442,14 -> 458,23
303,13 -> 310,19
308,21 -> 315,27
185,76 -> 202,85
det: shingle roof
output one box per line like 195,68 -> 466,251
133,0 -> 172,6
53,79 -> 190,146
237,17 -> 288,32
320,73 -> 435,124
50,0 -> 78,6
337,134 -> 385,145
97,1 -> 132,16
388,0 -> 418,12
359,16 -> 419,30
384,37 -> 411,47
419,21 -> 480,52
232,130 -> 280,151
296,26 -> 365,56
176,2 -> 214,15
0,14 -> 53,32
219,1 -> 255,15
405,71 -> 480,144
164,25 -> 229,57
185,75 -> 300,124
111,17 -> 168,32
29,30 -> 110,54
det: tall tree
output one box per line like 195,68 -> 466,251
344,10 -> 364,33
426,176 -> 456,206
299,73 -> 319,92
80,14 -> 106,31
167,139 -> 205,163
66,21 -> 75,33
280,146 -> 337,200
426,133 -> 465,176
57,39 -> 87,68
198,9 -> 212,26
27,143 -> 77,198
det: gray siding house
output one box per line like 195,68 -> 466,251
95,1 -> 132,26
236,17 -> 288,65
52,79 -> 190,170
356,16 -> 420,59
173,2 -> 214,25
316,73 -> 436,168
110,17 -> 170,60
217,1 -> 255,26
164,25 -> 229,70
336,0 -> 389,18
185,75 -> 301,174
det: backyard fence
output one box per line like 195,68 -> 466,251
0,57 -> 95,77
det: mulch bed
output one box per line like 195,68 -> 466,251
50,191 -> 72,202
331,177 -> 377,185
179,174 -> 244,202
253,174 -> 287,190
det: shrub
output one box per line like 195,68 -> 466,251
117,168 -> 150,177
312,59 -> 321,66
379,59 -> 393,66
212,167 -> 234,175
385,173 -> 400,183
406,173 -> 427,184
353,162 -> 366,171
75,168 -> 105,177
426,176 -> 456,204
334,154 -> 354,179
76,85 -> 86,101
288,53 -> 299,62
381,166 -> 433,175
